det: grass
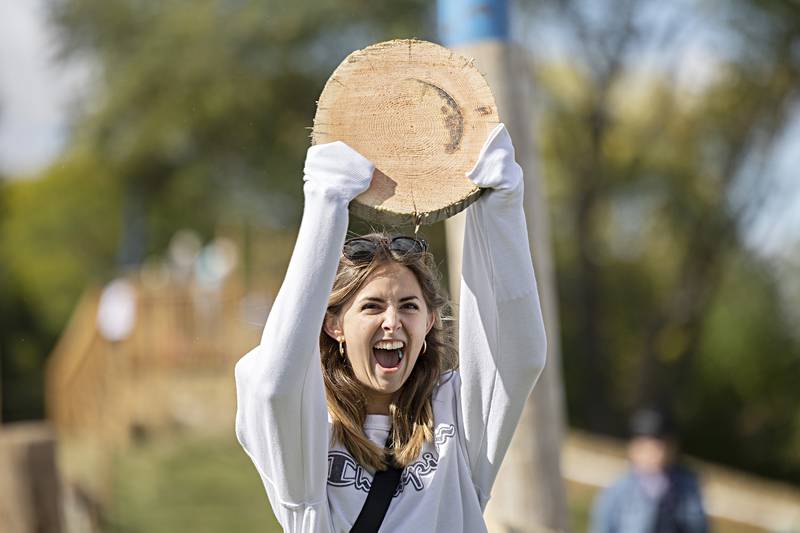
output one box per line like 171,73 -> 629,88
566,481 -> 597,532
105,431 -> 281,533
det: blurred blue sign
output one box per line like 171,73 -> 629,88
437,0 -> 509,46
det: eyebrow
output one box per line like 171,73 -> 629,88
361,296 -> 420,303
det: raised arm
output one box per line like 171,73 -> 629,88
234,142 -> 373,514
456,124 -> 547,506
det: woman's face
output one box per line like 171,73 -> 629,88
326,262 -> 434,406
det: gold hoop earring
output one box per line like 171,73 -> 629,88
338,337 -> 346,357
422,340 -> 427,355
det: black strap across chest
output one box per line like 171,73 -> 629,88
350,432 -> 402,533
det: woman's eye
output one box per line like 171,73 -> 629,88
402,303 -> 419,310
361,303 -> 379,311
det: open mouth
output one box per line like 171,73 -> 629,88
372,340 -> 405,370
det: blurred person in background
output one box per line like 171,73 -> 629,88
590,407 -> 708,533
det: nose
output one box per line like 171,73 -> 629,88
381,306 -> 402,333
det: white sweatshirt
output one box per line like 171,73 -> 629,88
234,124 -> 547,532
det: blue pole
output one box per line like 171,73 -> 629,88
437,0 -> 509,47
436,2 -> 570,532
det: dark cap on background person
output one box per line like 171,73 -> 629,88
629,407 -> 677,440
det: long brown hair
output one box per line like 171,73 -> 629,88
320,233 -> 458,470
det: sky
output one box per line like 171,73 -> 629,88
0,1 -> 797,258
0,0 -> 88,176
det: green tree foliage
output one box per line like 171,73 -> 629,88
1,0 -> 431,421
0,178 -> 50,421
48,0 -> 433,257
0,150 -> 119,420
3,150 -> 120,332
688,254 -> 800,479
522,0 -> 800,481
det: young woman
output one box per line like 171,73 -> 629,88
235,123 -> 547,532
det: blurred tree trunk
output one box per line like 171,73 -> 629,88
573,109 -> 609,431
439,1 -> 568,530
557,0 -> 640,430
118,182 -> 146,269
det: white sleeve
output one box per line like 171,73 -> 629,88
456,124 -> 548,506
233,141 -> 374,509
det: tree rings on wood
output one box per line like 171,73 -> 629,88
313,39 -> 499,226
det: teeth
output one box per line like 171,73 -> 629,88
397,349 -> 404,361
373,340 -> 405,350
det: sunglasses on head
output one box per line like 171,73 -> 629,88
342,236 -> 428,262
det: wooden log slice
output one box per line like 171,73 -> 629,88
313,39 -> 499,226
